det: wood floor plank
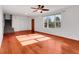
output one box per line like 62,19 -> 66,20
0,30 -> 79,54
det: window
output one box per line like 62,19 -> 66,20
55,15 -> 61,28
44,15 -> 61,28
44,17 -> 48,28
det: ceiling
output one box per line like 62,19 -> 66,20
2,5 -> 70,17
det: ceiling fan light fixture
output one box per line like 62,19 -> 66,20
37,10 -> 42,13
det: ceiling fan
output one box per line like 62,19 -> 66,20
31,5 -> 49,13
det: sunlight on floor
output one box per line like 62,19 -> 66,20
21,40 -> 38,46
16,34 -> 51,46
36,37 -> 51,41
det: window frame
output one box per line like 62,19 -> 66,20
43,14 -> 61,28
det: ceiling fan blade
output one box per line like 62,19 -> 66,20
41,5 -> 44,8
38,5 -> 41,8
42,9 -> 49,11
33,9 -> 38,12
31,7 -> 38,9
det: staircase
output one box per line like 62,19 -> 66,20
4,20 -> 14,34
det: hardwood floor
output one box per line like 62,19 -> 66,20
0,30 -> 79,54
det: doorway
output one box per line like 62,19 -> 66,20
31,19 -> 35,33
4,14 -> 14,34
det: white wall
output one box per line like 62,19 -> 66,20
12,15 -> 31,31
0,6 -> 4,47
35,6 -> 79,41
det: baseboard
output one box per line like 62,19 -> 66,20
14,30 -> 32,33
35,31 -> 79,42
4,30 -> 32,35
